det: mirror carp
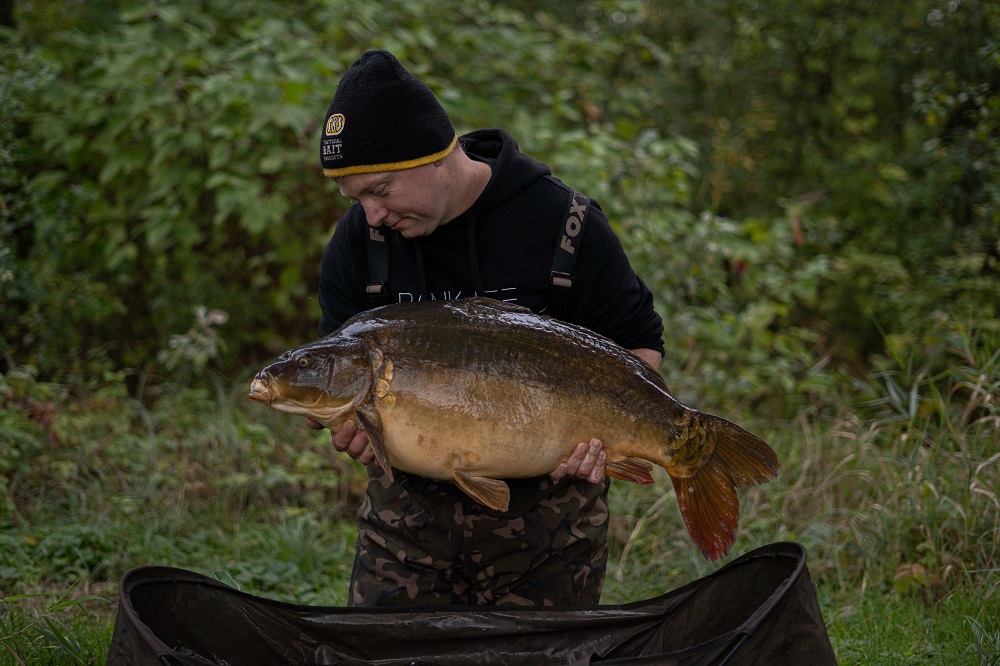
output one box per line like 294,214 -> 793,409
249,297 -> 780,561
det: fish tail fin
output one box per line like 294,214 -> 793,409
671,414 -> 780,561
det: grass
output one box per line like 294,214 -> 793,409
1,333 -> 998,664
826,585 -> 1000,665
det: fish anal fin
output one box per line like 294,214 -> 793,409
355,408 -> 393,483
606,457 -> 655,484
453,470 -> 510,512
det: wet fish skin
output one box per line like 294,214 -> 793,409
249,297 -> 780,561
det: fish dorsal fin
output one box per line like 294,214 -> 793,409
454,297 -> 532,315
605,457 -> 655,484
452,470 -> 510,512
355,408 -> 393,482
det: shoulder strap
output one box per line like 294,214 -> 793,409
545,185 -> 590,318
365,226 -> 391,307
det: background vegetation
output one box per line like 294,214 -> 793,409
1,0 -> 998,663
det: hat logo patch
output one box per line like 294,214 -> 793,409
325,114 -> 345,136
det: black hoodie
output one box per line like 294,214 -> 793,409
317,128 -> 664,355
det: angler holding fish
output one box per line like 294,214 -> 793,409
252,50 -> 778,608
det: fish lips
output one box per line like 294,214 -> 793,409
247,376 -> 273,404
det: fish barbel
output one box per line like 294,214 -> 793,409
248,298 -> 779,560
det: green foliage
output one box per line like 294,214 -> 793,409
156,305 -> 229,381
0,38 -> 51,377
1,591 -> 111,665
826,588 -> 1000,665
777,321 -> 1000,598
0,364 -> 361,590
624,205 -> 839,412
4,1 -> 355,382
619,0 -> 1000,375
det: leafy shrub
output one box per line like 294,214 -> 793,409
5,2 -> 354,383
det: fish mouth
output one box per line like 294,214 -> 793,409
246,368 -> 363,429
248,377 -> 273,405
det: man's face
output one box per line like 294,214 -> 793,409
336,162 -> 453,238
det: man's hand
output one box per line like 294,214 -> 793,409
307,418 -> 376,465
550,438 -> 606,484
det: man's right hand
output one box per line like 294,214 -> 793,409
306,418 -> 376,465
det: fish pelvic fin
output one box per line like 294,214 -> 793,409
671,414 -> 780,561
453,471 -> 510,512
605,457 -> 655,484
355,408 -> 393,482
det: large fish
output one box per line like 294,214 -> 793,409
248,298 -> 779,561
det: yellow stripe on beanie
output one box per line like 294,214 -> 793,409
323,135 -> 458,179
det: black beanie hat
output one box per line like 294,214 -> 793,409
320,50 -> 458,178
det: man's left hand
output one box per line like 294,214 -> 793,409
550,438 -> 606,484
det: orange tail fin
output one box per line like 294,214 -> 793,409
672,414 -> 780,561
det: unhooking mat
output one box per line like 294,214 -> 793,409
106,541 -> 837,665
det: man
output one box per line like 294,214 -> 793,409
312,49 -> 664,607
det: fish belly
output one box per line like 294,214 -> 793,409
374,378 -> 659,481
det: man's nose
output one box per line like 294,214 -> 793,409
362,200 -> 388,225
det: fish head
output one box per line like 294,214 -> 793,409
248,337 -> 373,427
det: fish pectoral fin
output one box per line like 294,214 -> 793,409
452,471 -> 510,512
606,457 -> 655,484
355,408 -> 393,483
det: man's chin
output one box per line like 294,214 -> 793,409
388,216 -> 442,238
396,224 -> 431,238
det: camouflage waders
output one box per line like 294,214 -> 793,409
348,465 -> 610,606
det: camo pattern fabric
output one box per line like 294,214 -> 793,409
348,466 -> 610,606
